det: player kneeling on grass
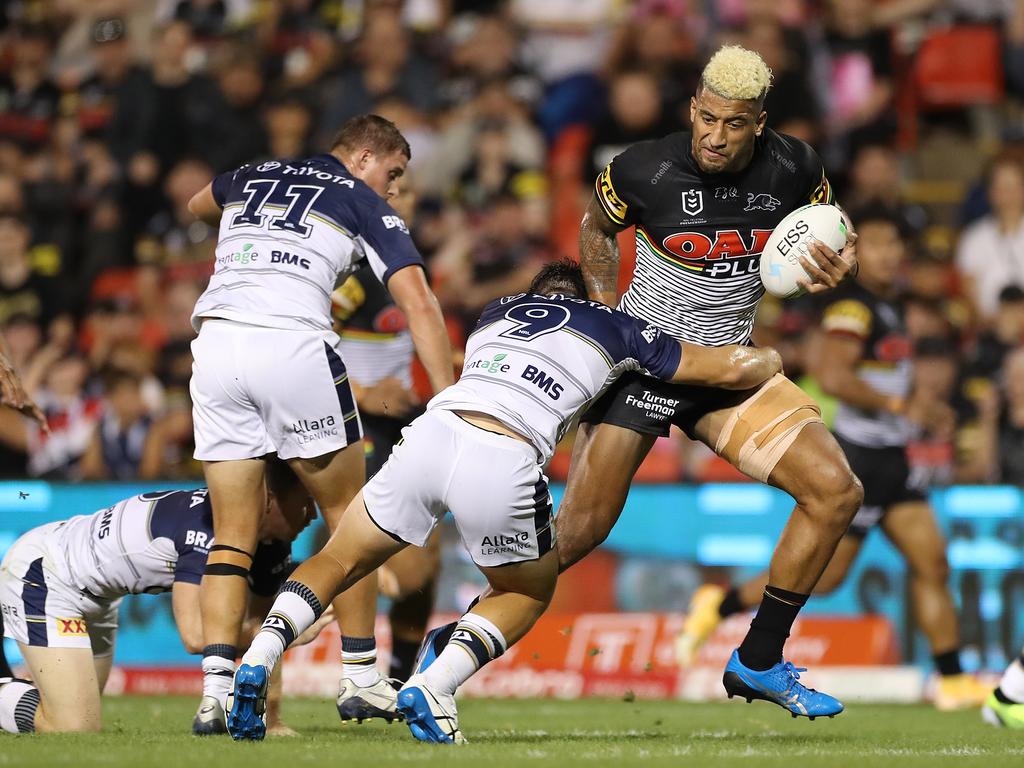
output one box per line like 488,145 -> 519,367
229,260 -> 783,744
0,458 -> 322,735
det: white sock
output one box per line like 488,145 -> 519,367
342,636 -> 382,687
201,652 -> 236,710
0,679 -> 39,734
999,655 -> 1024,703
421,612 -> 507,696
242,581 -> 323,672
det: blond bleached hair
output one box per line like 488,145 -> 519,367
700,45 -> 774,103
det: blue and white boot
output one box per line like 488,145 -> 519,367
410,622 -> 457,676
722,649 -> 844,720
226,663 -> 269,741
396,674 -> 466,744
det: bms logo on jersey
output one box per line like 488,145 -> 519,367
638,226 -> 775,278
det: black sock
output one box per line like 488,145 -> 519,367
718,587 -> 744,618
933,649 -> 963,677
389,638 -> 422,683
738,586 -> 809,671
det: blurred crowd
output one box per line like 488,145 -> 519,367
1,0 -> 1024,487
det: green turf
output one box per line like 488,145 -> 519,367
1,696 -> 1020,768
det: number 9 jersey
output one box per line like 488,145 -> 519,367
191,154 -> 423,332
428,293 -> 682,464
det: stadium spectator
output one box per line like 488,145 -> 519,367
584,68 -> 677,184
511,0 -> 619,139
604,1 -> 701,123
318,10 -> 438,141
0,24 -> 59,149
998,347 -> 1024,483
956,156 -> 1024,322
264,93 -> 316,160
80,367 -> 155,480
0,214 -> 65,330
206,52 -> 268,171
820,0 -> 896,162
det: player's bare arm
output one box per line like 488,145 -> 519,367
816,332 -> 900,414
0,334 -> 46,429
171,582 -> 205,654
673,343 -> 782,390
579,194 -> 625,307
187,182 -> 223,225
388,265 -> 455,393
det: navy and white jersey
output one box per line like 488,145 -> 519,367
192,154 -> 423,332
44,488 -> 291,600
429,293 -> 682,462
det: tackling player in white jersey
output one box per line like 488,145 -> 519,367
226,261 -> 782,743
0,460 -> 319,734
186,115 -> 454,722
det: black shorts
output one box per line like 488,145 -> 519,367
837,435 -> 925,537
362,408 -> 423,478
581,371 -> 754,439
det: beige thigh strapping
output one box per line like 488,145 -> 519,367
714,373 -> 823,483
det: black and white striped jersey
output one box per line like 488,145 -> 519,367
821,282 -> 913,448
332,265 -> 414,389
594,128 -> 833,345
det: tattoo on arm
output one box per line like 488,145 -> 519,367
579,195 -> 625,305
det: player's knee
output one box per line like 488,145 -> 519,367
912,550 -> 951,583
802,464 -> 863,524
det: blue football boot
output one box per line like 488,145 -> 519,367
723,649 -> 844,720
226,663 -> 269,741
396,674 -> 465,744
410,621 -> 457,676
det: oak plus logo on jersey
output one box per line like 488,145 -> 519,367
466,352 -> 511,374
645,227 -> 775,278
293,415 -> 338,445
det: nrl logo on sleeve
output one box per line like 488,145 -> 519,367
681,189 -> 704,216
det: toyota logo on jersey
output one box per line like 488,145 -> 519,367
639,226 -> 775,278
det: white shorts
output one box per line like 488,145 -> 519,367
363,409 -> 555,568
0,524 -> 120,657
190,319 -> 363,461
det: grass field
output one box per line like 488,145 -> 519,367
1,696 -> 1020,768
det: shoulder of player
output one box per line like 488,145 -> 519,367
757,128 -> 821,177
610,133 -> 688,176
145,488 -> 213,545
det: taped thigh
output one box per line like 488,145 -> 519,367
714,374 -> 823,483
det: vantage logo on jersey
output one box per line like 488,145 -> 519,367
638,226 -> 774,278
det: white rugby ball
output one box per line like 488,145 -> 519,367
759,203 -> 848,299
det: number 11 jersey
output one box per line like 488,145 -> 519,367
191,154 -> 423,332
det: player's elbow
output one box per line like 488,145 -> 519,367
186,193 -> 202,217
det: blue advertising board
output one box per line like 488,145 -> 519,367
1,481 -> 1021,670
